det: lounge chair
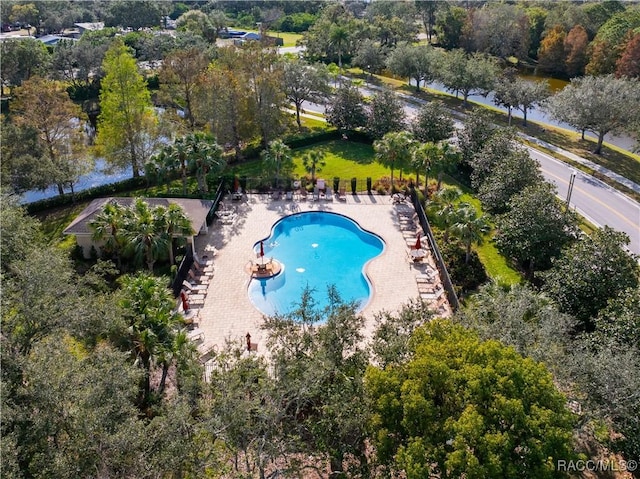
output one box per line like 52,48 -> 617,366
324,187 -> 333,201
285,190 -> 293,200
338,187 -> 347,201
232,187 -> 243,201
183,280 -> 207,291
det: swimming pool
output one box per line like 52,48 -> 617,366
248,212 -> 385,316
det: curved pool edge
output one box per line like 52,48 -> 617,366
248,211 -> 386,317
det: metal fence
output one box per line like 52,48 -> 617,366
410,188 -> 460,312
171,181 -> 225,296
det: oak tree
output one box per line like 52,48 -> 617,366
544,74 -> 640,154
366,319 -> 576,479
495,183 -> 579,275
11,76 -> 90,196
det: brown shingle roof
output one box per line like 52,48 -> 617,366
63,197 -> 213,236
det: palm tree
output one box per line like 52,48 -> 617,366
147,147 -> 173,193
374,131 -> 415,192
125,199 -> 169,272
432,187 -> 462,242
88,200 -> 129,268
329,25 -> 349,75
302,149 -> 326,185
161,203 -> 194,266
167,136 -> 190,195
411,142 -> 438,195
451,203 -> 490,264
432,142 -> 460,191
261,139 -> 293,188
119,273 -> 183,408
184,132 -> 225,194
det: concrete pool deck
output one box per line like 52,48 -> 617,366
192,193 -> 448,356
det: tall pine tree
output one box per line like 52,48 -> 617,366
95,39 -> 157,177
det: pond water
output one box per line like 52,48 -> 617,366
20,158 -> 132,204
419,78 -> 637,152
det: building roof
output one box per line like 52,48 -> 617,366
74,22 -> 104,31
241,32 -> 261,40
38,34 -> 74,45
63,197 -> 213,236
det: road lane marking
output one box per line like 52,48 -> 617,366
542,167 -> 640,229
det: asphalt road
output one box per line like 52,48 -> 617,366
298,99 -> 640,256
528,147 -> 640,256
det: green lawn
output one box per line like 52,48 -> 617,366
268,30 -> 303,47
229,139 -> 393,184
291,140 -> 388,181
227,27 -> 302,47
438,176 -> 523,286
35,202 -> 91,248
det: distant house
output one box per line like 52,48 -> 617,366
232,32 -> 284,47
37,34 -> 74,46
241,32 -> 261,41
74,22 -> 104,35
63,197 -> 214,259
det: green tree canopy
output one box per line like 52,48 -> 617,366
385,42 -> 439,92
158,47 -> 214,130
438,49 -> 498,106
366,319 -> 576,479
411,100 -> 455,143
326,83 -> 367,132
366,88 -> 406,140
540,226 -> 640,328
477,148 -> 543,214
544,74 -> 640,154
95,39 -> 158,177
495,183 -> 579,275
0,38 -> 50,95
282,58 -> 331,129
11,76 -> 91,196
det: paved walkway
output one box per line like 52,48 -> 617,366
189,193 -> 449,358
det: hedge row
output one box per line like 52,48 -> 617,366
25,128 -> 367,215
26,177 -> 149,215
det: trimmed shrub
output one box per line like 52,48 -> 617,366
435,232 -> 488,295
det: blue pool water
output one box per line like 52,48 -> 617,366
248,212 -> 384,316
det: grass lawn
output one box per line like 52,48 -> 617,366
291,140 -> 387,181
267,30 -> 303,47
228,139 -> 391,184
35,202 -> 91,248
437,176 -> 523,286
227,27 -> 302,47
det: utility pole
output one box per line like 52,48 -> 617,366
566,170 -> 577,207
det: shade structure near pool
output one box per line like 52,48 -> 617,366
248,212 -> 384,317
